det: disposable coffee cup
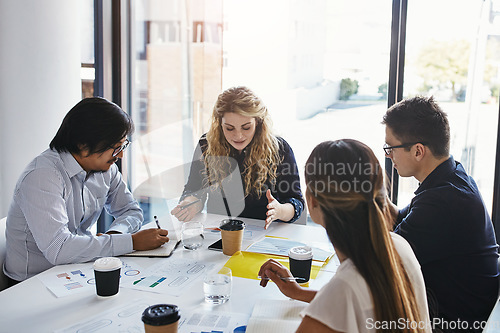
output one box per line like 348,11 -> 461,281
93,257 -> 122,297
289,246 -> 313,283
142,304 -> 180,333
219,219 -> 245,256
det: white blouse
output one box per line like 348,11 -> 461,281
302,233 -> 431,333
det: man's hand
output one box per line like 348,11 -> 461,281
131,228 -> 169,250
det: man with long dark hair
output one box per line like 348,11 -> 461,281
383,96 -> 498,332
4,97 -> 168,286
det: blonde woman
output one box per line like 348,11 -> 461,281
259,139 -> 431,333
171,86 -> 304,229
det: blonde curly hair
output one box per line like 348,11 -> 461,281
205,86 -> 280,198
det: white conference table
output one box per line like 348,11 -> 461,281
0,214 -> 339,332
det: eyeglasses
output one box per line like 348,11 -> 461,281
383,142 -> 423,155
111,139 -> 131,157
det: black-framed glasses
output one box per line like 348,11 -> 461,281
111,139 -> 131,157
383,142 -> 423,155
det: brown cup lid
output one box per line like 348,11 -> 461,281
220,219 -> 245,231
142,304 -> 180,326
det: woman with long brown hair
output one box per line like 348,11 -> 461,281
258,139 -> 430,332
171,86 -> 304,228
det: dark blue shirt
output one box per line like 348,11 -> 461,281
395,157 -> 498,329
181,134 -> 304,222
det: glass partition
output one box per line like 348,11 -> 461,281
127,0 -> 398,223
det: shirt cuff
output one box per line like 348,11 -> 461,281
281,198 -> 304,223
110,233 -> 134,255
108,221 -> 134,234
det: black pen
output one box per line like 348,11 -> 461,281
154,215 -> 161,229
258,276 -> 301,282
179,199 -> 201,210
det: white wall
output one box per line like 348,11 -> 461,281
0,0 -> 81,217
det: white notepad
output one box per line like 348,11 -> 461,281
246,299 -> 308,333
122,236 -> 180,257
122,215 -> 181,257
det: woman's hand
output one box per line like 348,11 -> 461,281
258,259 -> 318,303
258,259 -> 303,299
170,196 -> 202,222
265,189 -> 295,229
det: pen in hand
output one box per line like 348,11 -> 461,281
179,198 -> 202,210
154,215 -> 160,229
258,276 -> 301,282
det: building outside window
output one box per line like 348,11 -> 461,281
116,0 -> 499,222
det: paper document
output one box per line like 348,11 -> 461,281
123,237 -> 180,257
56,299 -> 249,333
179,310 -> 248,333
223,251 -> 323,281
246,299 -> 307,333
123,216 -> 180,257
55,299 -> 152,332
246,236 -> 334,261
37,259 -> 144,298
204,223 -> 266,241
122,257 -> 213,296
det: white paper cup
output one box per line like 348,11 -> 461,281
93,257 -> 122,297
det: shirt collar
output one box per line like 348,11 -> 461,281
415,156 -> 455,194
229,145 -> 248,161
59,150 -> 86,179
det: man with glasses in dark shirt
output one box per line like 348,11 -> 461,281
4,97 -> 169,285
383,96 -> 498,332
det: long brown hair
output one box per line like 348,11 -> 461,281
205,86 -> 280,197
305,139 -> 422,333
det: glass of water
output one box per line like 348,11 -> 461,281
203,267 -> 232,304
181,221 -> 204,250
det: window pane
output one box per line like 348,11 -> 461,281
399,0 -> 500,212
130,0 -> 223,221
80,0 -> 94,98
129,0 -> 393,222
222,0 -> 392,210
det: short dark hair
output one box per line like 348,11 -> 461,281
382,96 -> 450,158
50,97 -> 134,155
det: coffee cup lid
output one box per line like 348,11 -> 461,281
220,219 -> 245,231
93,257 -> 122,271
142,304 -> 180,326
289,246 -> 313,260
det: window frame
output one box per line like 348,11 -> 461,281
95,0 -> 500,243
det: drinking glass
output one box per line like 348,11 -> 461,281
203,267 -> 232,304
181,221 -> 204,250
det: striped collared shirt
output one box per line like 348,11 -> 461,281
4,149 -> 143,281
